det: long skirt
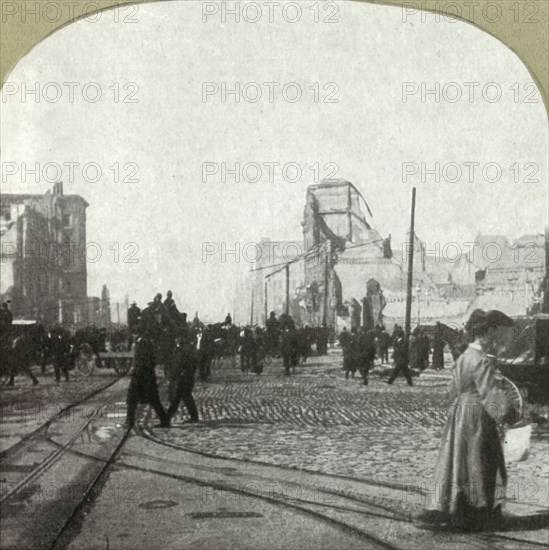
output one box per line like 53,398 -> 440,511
426,391 -> 506,524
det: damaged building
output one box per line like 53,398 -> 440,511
0,183 -> 89,324
248,178 -> 546,330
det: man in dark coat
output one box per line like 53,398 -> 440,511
51,327 -> 71,383
432,322 -> 445,370
124,325 -> 169,428
127,302 -> 141,333
298,326 -> 311,364
387,335 -> 413,386
377,327 -> 391,364
345,328 -> 359,379
265,311 -> 280,356
240,326 -> 255,373
197,325 -> 215,381
281,323 -> 299,375
9,331 -> 40,386
0,302 -> 13,331
166,333 -> 199,424
356,328 -> 377,385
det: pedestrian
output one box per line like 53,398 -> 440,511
252,326 -> 265,375
198,325 -> 215,381
432,322 -> 445,371
357,328 -> 376,385
265,311 -> 280,357
387,335 -> 413,386
281,323 -> 299,375
240,326 -> 255,373
124,323 -> 169,428
415,309 -> 517,531
9,331 -> 40,386
298,326 -> 311,364
0,302 -> 13,331
377,327 -> 391,364
127,302 -> 141,334
223,321 -> 239,368
166,332 -> 199,425
342,328 -> 356,379
51,328 -> 70,383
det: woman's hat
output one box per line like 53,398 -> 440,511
465,309 -> 515,332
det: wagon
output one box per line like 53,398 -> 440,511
75,344 -> 133,377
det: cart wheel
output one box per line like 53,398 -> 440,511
496,374 -> 524,420
113,358 -> 131,377
77,354 -> 96,376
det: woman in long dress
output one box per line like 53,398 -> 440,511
415,309 -> 516,531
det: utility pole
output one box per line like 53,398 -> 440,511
285,264 -> 290,316
264,279 -> 268,323
323,240 -> 331,325
250,289 -> 254,325
404,187 -> 417,351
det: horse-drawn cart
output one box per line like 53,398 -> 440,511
76,344 -> 133,377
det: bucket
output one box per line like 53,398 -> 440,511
504,422 -> 532,462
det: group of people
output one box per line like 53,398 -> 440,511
337,322 -> 467,387
3,293 -> 524,533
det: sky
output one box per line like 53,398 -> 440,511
1,0 -> 547,319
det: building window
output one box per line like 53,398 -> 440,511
63,213 -> 72,227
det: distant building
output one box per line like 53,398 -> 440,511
244,180 -> 546,329
0,183 -> 89,323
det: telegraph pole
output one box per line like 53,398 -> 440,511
250,289 -> 254,325
541,226 -> 549,313
404,188 -> 417,350
264,279 -> 268,323
323,241 -> 330,325
285,264 -> 290,316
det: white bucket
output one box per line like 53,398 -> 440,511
504,423 -> 532,462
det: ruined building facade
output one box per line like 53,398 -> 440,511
0,183 -> 89,323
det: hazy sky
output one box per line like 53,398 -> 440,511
1,1 -> 547,319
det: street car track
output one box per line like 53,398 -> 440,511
110,460 -> 407,550
38,419 -> 546,550
0,376 -> 121,461
137,418 -> 548,550
0,377 -> 128,507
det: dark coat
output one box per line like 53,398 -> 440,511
127,337 -> 162,404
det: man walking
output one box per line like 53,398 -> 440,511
51,327 -> 70,383
281,323 -> 299,376
124,323 -> 169,428
387,335 -> 414,386
166,332 -> 199,424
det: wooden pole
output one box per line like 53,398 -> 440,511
543,226 -> 549,314
264,279 -> 268,324
323,241 -> 330,325
250,289 -> 254,325
285,264 -> 290,316
404,188 -> 417,352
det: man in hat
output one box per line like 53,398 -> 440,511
127,302 -> 141,334
0,302 -> 12,330
124,320 -> 169,428
387,335 -> 413,386
166,331 -> 199,424
281,323 -> 299,376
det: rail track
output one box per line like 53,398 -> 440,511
132,413 -> 548,550
0,376 -> 121,461
28,408 -> 548,550
0,377 -> 130,549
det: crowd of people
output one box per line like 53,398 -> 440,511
2,290 -> 465,427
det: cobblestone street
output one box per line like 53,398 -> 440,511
148,353 -> 549,511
